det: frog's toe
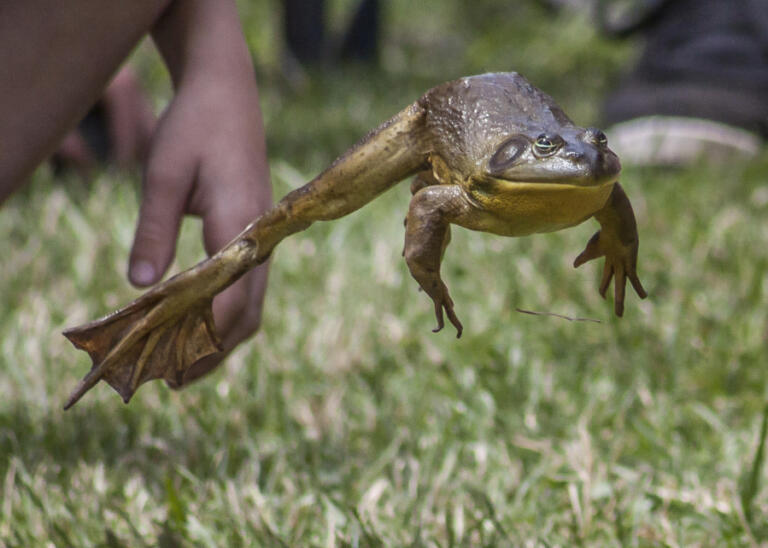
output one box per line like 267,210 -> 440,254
431,300 -> 446,333
446,306 -> 463,338
429,292 -> 463,338
629,270 -> 648,299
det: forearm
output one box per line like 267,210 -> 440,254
0,0 -> 170,199
151,0 -> 255,91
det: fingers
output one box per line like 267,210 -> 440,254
180,351 -> 227,386
573,232 -> 602,268
128,160 -> 192,287
53,131 -> 96,176
212,266 -> 269,350
614,268 -> 626,317
197,179 -> 270,344
599,261 -> 613,298
103,66 -> 155,167
604,258 -> 646,317
629,272 -> 648,299
579,228 -> 646,314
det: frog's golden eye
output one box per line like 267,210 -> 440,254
595,130 -> 608,146
533,134 -> 561,156
587,127 -> 608,146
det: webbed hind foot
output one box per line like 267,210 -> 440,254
63,293 -> 221,408
63,239 -> 258,408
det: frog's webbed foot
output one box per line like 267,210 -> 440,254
63,291 -> 221,408
63,242 -> 255,408
404,184 -> 467,338
573,183 -> 647,316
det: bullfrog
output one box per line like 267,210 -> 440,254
63,72 -> 647,408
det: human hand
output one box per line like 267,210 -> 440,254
102,65 -> 156,168
128,74 -> 272,383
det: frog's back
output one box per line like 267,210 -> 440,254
418,73 -> 574,173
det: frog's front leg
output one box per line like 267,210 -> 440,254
573,183 -> 648,316
404,184 -> 471,337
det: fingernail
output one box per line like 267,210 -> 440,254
130,260 -> 156,286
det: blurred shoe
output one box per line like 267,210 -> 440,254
601,0 -> 768,166
607,115 -> 761,167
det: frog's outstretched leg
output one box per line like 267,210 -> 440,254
404,184 -> 471,338
64,103 -> 429,408
573,182 -> 648,316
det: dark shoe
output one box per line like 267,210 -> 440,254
601,0 -> 768,165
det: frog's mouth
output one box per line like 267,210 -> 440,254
496,178 -> 618,190
474,174 -> 618,195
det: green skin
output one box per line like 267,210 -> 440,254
63,72 -> 647,408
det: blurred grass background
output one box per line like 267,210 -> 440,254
3,0 -> 768,545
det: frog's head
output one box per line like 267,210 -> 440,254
420,73 -> 621,189
485,126 -> 620,187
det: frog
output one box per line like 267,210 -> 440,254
63,72 -> 647,408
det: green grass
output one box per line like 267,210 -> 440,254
3,1 -> 768,545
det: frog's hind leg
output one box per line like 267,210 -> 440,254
404,184 -> 470,337
63,101 -> 430,408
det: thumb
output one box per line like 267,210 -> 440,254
128,164 -> 190,287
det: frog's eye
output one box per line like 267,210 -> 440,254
588,128 -> 609,146
533,134 -> 561,156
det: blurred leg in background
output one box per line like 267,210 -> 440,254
52,64 -> 156,176
283,0 -> 380,66
339,0 -> 380,62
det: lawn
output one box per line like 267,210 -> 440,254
3,1 -> 768,545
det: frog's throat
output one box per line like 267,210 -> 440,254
464,178 -> 617,236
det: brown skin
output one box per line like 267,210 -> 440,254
0,0 -> 271,384
64,72 -> 647,408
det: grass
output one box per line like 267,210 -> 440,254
3,0 -> 768,545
